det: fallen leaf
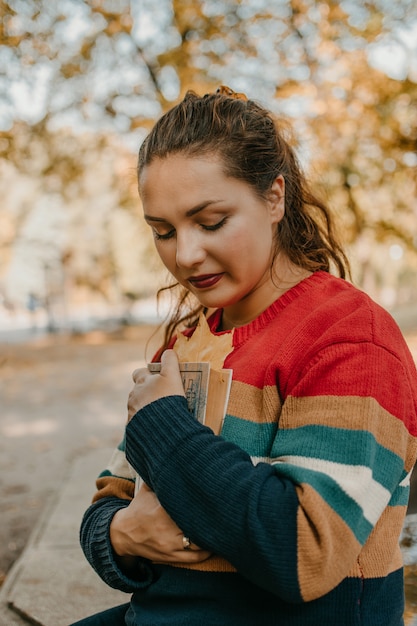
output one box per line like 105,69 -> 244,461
174,314 -> 234,370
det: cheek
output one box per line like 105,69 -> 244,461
225,223 -> 273,260
221,232 -> 243,255
154,242 -> 176,271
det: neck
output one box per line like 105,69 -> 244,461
220,264 -> 311,331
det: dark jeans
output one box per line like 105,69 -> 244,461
69,603 -> 130,626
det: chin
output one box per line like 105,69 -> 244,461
199,295 -> 241,311
194,294 -> 228,310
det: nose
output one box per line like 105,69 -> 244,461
175,230 -> 206,269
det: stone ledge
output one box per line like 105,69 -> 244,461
0,448 -> 129,626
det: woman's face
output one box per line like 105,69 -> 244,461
139,153 -> 285,327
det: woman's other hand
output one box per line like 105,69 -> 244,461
109,482 -> 212,565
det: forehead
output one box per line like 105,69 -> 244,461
140,153 -> 219,184
139,154 -> 231,207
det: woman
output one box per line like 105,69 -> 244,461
73,87 -> 417,625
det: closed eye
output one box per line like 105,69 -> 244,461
201,217 -> 228,231
153,228 -> 175,240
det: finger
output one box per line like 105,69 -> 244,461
182,535 -> 192,551
153,549 -> 212,565
180,534 -> 205,552
173,547 -> 213,563
160,349 -> 181,378
132,367 -> 148,383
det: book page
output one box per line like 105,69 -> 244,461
204,369 -> 233,435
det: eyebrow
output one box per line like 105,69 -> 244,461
144,200 -> 220,223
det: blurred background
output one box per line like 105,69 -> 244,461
0,0 -> 417,622
0,0 -> 416,336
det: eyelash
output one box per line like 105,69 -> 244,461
153,217 -> 228,241
203,217 -> 228,231
153,229 -> 175,241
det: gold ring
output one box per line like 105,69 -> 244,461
182,535 -> 191,551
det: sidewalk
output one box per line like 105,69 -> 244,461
0,448 -> 130,626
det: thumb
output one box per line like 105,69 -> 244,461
160,349 -> 181,378
160,350 -> 184,396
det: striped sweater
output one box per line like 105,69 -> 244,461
80,271 -> 417,625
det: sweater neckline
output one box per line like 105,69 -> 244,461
207,271 -> 330,347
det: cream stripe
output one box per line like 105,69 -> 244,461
399,469 -> 412,487
273,455 -> 391,525
251,456 -> 270,465
105,447 -> 136,480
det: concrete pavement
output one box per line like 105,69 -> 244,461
0,448 -> 129,626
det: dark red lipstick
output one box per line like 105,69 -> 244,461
188,273 -> 224,289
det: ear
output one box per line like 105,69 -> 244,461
268,175 -> 285,224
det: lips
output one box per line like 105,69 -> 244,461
187,273 -> 224,289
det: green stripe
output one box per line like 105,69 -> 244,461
389,484 -> 409,507
273,462 -> 373,544
221,414 -> 277,456
98,469 -> 112,478
271,425 -> 404,493
97,468 -> 134,482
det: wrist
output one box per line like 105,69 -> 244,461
110,508 -> 131,557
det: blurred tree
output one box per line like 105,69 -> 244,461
0,124 -> 161,310
0,0 -> 416,311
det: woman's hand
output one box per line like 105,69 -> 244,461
127,350 -> 185,420
110,482 -> 212,564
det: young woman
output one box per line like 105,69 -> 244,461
74,87 -> 417,625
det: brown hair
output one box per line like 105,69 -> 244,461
138,87 -> 350,349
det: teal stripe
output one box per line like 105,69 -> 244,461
271,425 -> 404,493
118,436 -> 126,452
273,462 -> 373,544
98,469 -> 112,478
389,484 -> 409,507
221,414 -> 277,457
97,468 -> 134,482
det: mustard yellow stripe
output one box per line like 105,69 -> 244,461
296,483 -> 361,601
227,380 -> 281,424
355,505 -> 406,578
168,555 -> 236,573
93,475 -> 134,502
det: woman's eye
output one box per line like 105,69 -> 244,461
153,228 -> 175,240
201,217 -> 228,232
